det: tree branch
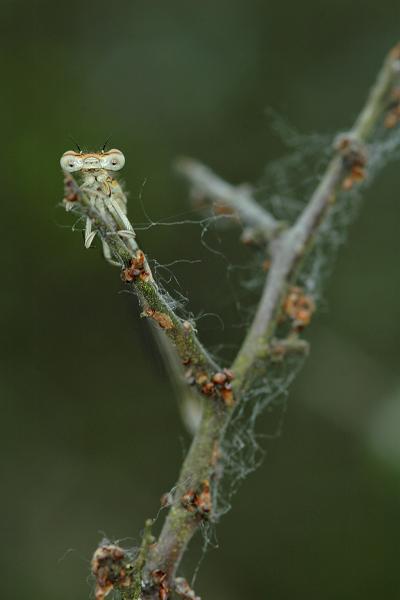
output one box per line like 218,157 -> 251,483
232,42 -> 400,386
142,42 -> 400,596
176,157 -> 283,244
62,42 -> 400,600
64,174 -> 220,393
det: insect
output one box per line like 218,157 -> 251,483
60,148 -> 136,265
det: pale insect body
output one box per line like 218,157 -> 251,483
60,148 -> 135,265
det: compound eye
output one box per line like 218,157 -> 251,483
102,149 -> 125,171
60,152 -> 82,172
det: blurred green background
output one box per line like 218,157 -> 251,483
1,1 -> 400,598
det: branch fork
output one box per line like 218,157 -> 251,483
62,42 -> 400,599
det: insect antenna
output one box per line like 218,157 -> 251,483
100,133 -> 114,153
68,134 -> 83,154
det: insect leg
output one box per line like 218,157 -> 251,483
109,197 -> 135,235
101,239 -> 121,267
95,197 -> 121,266
84,198 -> 97,248
105,195 -> 137,257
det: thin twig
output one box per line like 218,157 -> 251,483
176,157 -> 283,244
132,519 -> 155,600
64,174 -> 220,392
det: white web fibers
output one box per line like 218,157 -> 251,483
84,116 -> 400,577
209,118 -> 332,519
128,114 -> 400,530
133,199 -> 257,345
296,120 -> 400,303
214,114 -> 400,520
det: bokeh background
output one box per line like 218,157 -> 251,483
2,1 -> 400,598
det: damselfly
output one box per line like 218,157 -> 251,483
60,148 -> 135,265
